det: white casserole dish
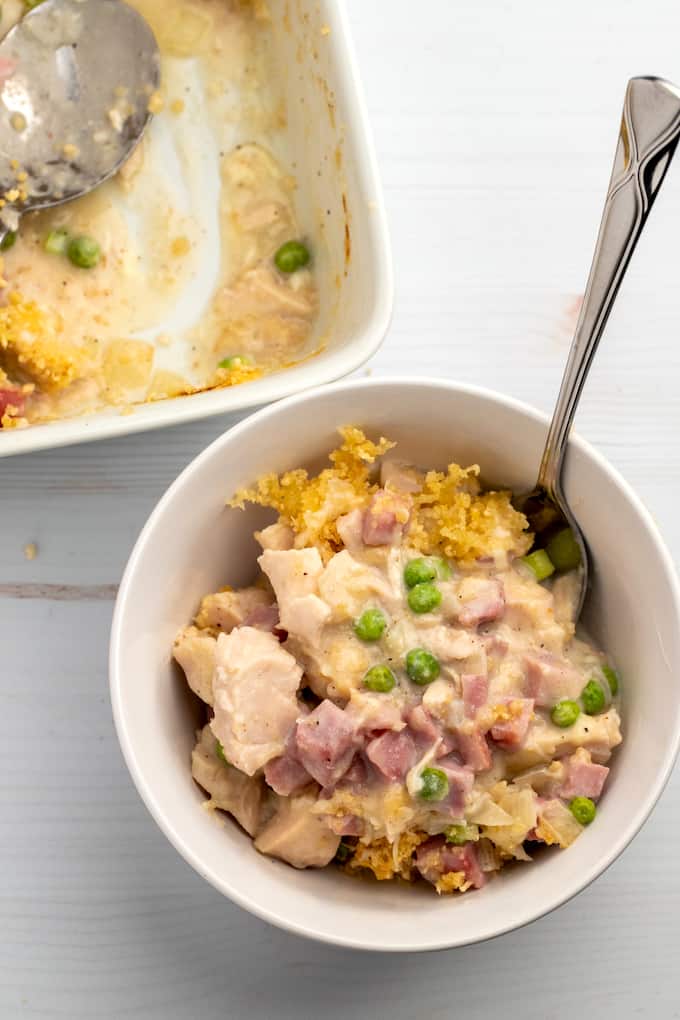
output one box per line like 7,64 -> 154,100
110,377 -> 680,951
0,0 -> 393,457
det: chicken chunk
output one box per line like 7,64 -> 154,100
318,548 -> 399,621
254,791 -> 340,868
504,708 -> 623,772
195,587 -> 273,633
173,626 -> 217,705
191,725 -> 265,837
255,521 -> 295,551
211,627 -> 303,775
258,548 -> 331,647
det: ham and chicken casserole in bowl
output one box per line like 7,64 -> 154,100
173,428 -> 623,895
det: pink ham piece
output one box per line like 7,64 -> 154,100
0,387 -> 24,420
462,674 -> 488,717
415,835 -> 485,889
362,489 -> 411,546
337,753 -> 370,791
437,758 -> 475,815
295,700 -> 356,788
490,699 -> 534,750
406,704 -> 441,745
523,652 -> 583,708
441,842 -> 486,889
366,730 -> 418,782
456,728 -> 492,772
324,814 -> 364,837
264,753 -> 312,796
559,755 -> 609,800
457,578 -> 505,628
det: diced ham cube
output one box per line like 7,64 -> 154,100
441,842 -> 486,889
362,489 -> 411,546
559,753 -> 609,800
264,753 -> 312,796
324,814 -> 364,837
366,730 -> 418,782
462,674 -> 488,717
415,836 -> 485,889
456,578 -> 505,628
438,758 -> 475,815
406,704 -> 441,745
415,835 -> 447,883
456,728 -> 492,772
524,652 -> 583,707
490,699 -> 534,750
339,753 -> 370,790
295,700 -> 357,788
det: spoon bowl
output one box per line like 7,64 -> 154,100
0,0 -> 159,235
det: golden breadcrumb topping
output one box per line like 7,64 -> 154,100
0,293 -> 89,391
348,831 -> 428,882
231,427 -> 531,563
231,427 -> 395,558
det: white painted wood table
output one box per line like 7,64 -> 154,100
2,2 -> 680,1016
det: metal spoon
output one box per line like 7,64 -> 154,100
522,76 -> 680,617
0,0 -> 159,243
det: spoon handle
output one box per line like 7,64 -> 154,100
538,76 -> 680,496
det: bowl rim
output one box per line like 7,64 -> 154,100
109,375 -> 680,952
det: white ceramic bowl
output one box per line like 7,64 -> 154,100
110,378 -> 680,952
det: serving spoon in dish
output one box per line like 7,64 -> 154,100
0,0 -> 159,246
521,76 -> 680,618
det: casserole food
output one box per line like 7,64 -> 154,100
110,379 -> 680,949
175,429 -> 622,893
0,0 -> 392,456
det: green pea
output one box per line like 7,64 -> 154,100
0,230 -> 17,251
335,841 -> 354,863
274,239 -> 310,273
551,699 -> 580,728
569,796 -> 596,825
218,354 -> 253,371
404,556 -> 451,588
363,664 -> 396,693
215,740 -> 230,766
444,823 -> 479,845
418,767 -> 449,802
44,229 -> 69,255
405,648 -> 441,686
521,549 -> 555,582
407,582 -> 442,614
354,608 -> 387,642
546,527 -> 582,572
581,679 -> 606,715
67,235 -> 101,269
602,665 -> 619,697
